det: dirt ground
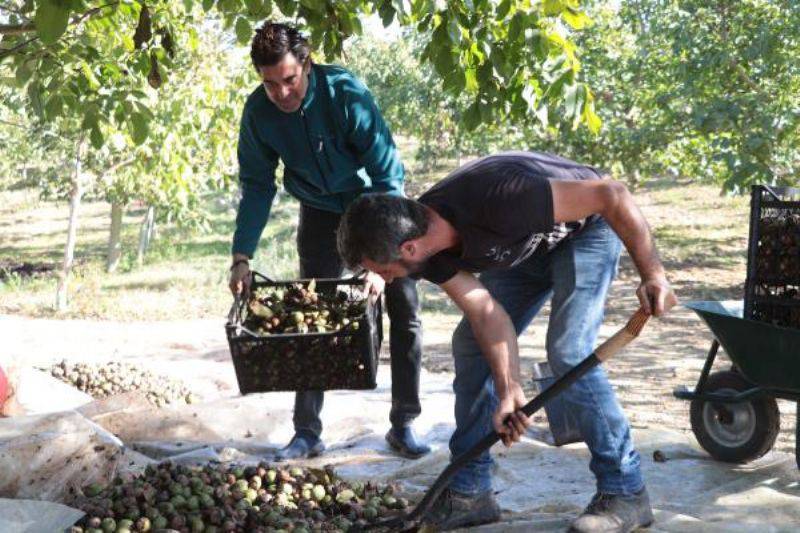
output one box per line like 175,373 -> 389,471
2,179 -> 797,458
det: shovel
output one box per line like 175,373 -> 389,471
361,308 -> 651,532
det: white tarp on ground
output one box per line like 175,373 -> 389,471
0,499 -> 84,533
1,366 -> 799,532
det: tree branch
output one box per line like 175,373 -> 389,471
730,60 -> 763,94
72,2 -> 120,27
0,1 -> 119,59
102,156 -> 137,177
0,23 -> 35,35
0,35 -> 38,59
0,118 -> 26,128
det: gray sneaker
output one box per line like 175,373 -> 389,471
569,487 -> 654,533
420,488 -> 501,531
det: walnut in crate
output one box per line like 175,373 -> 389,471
242,280 -> 367,335
757,215 -> 800,280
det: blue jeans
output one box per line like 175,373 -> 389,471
448,218 -> 644,496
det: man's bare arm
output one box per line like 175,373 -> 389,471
440,271 -> 531,444
550,179 -> 677,316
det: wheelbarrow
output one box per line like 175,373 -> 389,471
674,300 -> 800,468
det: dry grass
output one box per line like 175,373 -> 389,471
0,177 -> 750,321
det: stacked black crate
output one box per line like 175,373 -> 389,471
745,185 -> 800,328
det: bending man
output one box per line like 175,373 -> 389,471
337,151 -> 677,532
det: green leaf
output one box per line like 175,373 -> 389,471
542,0 -> 563,16
378,0 -> 396,27
433,49 -> 454,77
581,88 -> 601,134
411,0 -> 432,20
469,41 -> 485,64
508,13 -> 525,42
339,12 -> 354,34
235,18 -> 252,45
442,69 -> 465,92
477,60 -> 493,85
496,0 -> 511,19
528,30 -> 550,62
90,125 -> 104,149
462,101 -> 481,131
28,82 -> 44,118
563,82 -> 582,120
465,68 -> 479,92
81,105 -> 99,130
44,94 -> 63,119
490,45 -> 511,81
114,104 -> 126,124
562,8 -> 590,30
542,67 -> 572,102
34,0 -> 71,45
244,0 -> 262,14
15,61 -> 34,87
350,14 -> 363,35
202,0 -> 215,10
80,62 -> 100,91
275,0 -> 296,16
129,112 -> 149,145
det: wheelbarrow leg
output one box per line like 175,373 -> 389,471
696,340 -> 720,393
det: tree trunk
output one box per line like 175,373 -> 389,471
630,168 -> 642,191
55,139 -> 86,311
106,201 -> 124,273
148,209 -> 156,242
136,205 -> 155,267
454,125 -> 462,167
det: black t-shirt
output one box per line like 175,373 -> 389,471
416,151 -> 604,284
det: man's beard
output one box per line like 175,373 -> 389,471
398,257 -> 427,276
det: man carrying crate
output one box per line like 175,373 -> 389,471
337,151 -> 678,532
228,22 -> 429,461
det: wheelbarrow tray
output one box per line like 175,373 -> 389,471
686,300 -> 800,392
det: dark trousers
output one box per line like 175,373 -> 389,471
293,204 -> 423,438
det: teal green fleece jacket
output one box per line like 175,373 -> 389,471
232,63 -> 405,258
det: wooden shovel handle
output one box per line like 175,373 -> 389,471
595,308 -> 650,362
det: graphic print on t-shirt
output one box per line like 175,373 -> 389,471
416,151 -> 603,285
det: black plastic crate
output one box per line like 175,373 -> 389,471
225,272 -> 383,393
744,185 -> 800,328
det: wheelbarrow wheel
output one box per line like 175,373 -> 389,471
690,371 -> 780,463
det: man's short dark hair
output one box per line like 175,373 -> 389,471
338,194 -> 430,269
250,21 -> 310,69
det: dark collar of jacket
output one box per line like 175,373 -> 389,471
300,63 -> 319,111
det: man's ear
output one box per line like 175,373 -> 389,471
399,239 -> 420,261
